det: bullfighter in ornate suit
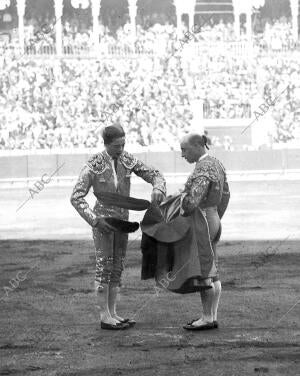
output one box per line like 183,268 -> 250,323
180,133 -> 230,330
141,133 -> 230,330
70,125 -> 166,330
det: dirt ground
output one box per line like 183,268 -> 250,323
0,180 -> 299,375
0,238 -> 299,376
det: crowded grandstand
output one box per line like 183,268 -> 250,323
0,0 -> 299,151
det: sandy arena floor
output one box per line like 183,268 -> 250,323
0,180 -> 299,375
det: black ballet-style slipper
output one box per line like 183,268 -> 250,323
120,318 -> 136,327
183,320 -> 215,331
185,318 -> 218,329
101,321 -> 129,330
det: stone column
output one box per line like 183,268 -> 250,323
186,0 -> 196,31
16,0 -> 26,52
54,0 -> 63,55
290,0 -> 299,42
246,4 -> 252,41
232,0 -> 240,39
128,0 -> 137,41
173,0 -> 183,37
91,0 -> 101,53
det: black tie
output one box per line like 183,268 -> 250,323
113,158 -> 118,173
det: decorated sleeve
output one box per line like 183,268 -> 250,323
132,160 -> 166,195
218,178 -> 230,219
181,176 -> 210,216
70,165 -> 98,227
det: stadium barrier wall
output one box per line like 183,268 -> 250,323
0,149 -> 300,181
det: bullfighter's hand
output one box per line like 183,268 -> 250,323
151,189 -> 165,205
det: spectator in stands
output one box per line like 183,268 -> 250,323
0,18 -> 299,150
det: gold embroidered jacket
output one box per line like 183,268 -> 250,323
70,151 -> 166,226
181,155 -> 230,217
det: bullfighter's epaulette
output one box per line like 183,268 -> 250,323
194,156 -> 219,182
120,151 -> 138,170
86,153 -> 109,175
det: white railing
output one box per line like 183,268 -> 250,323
25,44 -> 92,56
1,40 -> 254,58
3,40 -> 300,59
192,40 -> 254,56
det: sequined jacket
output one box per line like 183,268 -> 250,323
181,155 -> 230,217
70,151 -> 166,226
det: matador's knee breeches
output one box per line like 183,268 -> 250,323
92,228 -> 128,287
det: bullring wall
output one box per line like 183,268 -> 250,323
0,149 -> 300,180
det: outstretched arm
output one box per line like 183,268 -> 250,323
132,159 -> 166,204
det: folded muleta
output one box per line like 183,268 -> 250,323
93,191 -> 150,211
93,191 -> 151,233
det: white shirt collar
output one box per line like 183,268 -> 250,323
198,153 -> 208,162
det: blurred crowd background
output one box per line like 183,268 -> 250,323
0,0 -> 299,151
